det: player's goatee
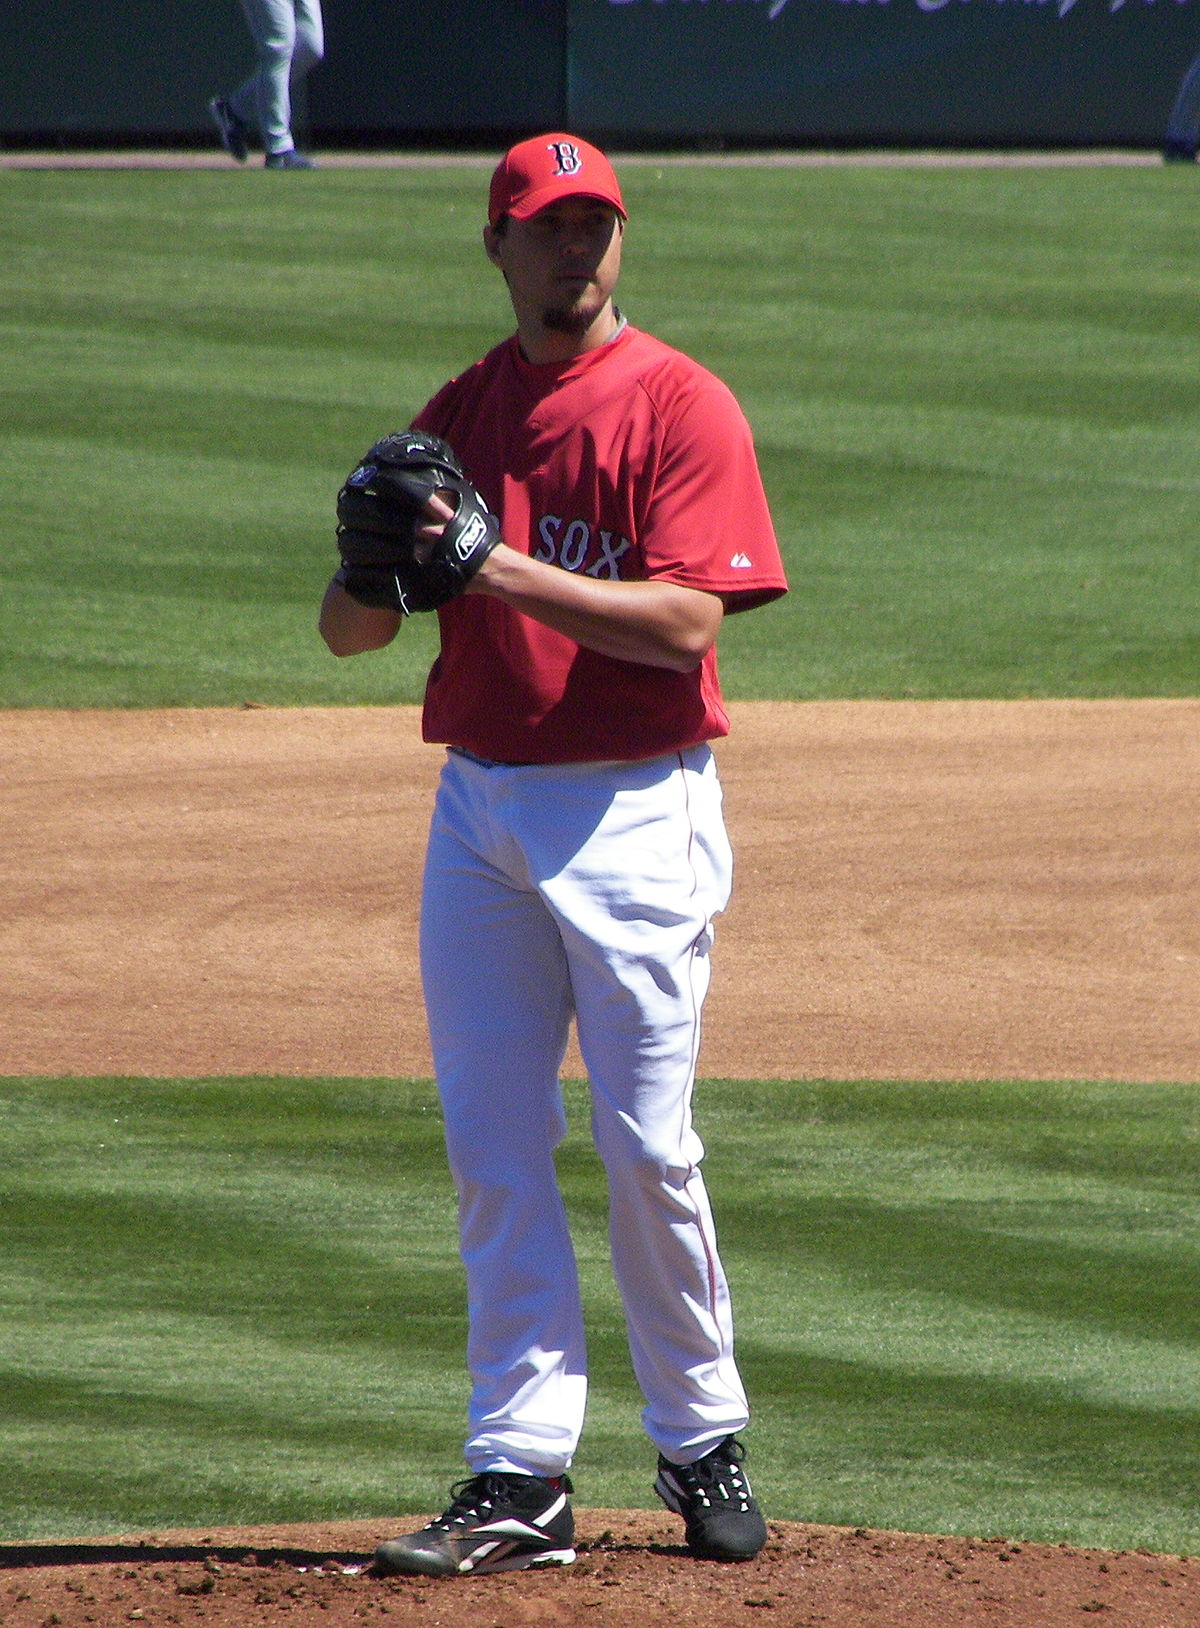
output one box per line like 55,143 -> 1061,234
542,299 -> 602,336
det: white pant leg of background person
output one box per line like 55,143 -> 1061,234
420,751 -> 588,1479
229,0 -> 324,157
1166,50 -> 1200,150
420,746 -> 749,1478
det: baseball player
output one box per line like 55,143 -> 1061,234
208,0 -> 322,169
319,133 -> 788,1578
1164,46 -> 1200,161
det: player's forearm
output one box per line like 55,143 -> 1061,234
318,578 -> 402,656
468,545 -> 723,672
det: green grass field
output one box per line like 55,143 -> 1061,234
3,1077 -> 1199,1552
1,163 -> 1197,703
1,159 -> 1197,1552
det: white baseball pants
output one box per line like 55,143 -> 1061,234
419,744 -> 751,1478
1167,49 -> 1200,148
228,0 -> 324,156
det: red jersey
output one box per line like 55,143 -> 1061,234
412,323 -> 787,764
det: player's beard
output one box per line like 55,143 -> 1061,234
541,285 -> 606,337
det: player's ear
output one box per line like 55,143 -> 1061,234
483,220 -> 506,266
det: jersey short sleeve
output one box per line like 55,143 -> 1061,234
630,353 -> 785,612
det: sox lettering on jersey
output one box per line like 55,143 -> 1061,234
536,514 -> 633,578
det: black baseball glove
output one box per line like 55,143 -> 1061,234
334,430 -> 502,614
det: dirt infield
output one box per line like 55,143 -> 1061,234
1,698 -> 1197,1626
3,700 -> 1197,1083
0,146 -> 1163,171
4,1512 -> 1200,1628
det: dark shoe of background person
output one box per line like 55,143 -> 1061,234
654,1435 -> 768,1561
265,149 -> 317,170
373,1471 -> 575,1577
207,96 -> 250,163
1162,138 -> 1198,163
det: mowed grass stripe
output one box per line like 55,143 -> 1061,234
1,1076 -> 1197,1551
0,164 -> 1196,704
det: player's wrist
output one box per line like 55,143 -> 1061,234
464,541 -> 522,594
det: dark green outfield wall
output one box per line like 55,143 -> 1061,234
3,0 -> 1197,147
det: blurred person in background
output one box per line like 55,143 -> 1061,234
209,0 -> 323,170
1163,46 -> 1200,162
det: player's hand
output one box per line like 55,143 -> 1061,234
413,490 -> 458,562
335,431 -> 502,613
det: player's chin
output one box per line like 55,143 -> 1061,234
541,293 -> 604,336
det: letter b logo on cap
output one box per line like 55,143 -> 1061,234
548,140 -> 583,177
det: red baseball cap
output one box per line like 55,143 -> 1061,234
488,133 -> 627,228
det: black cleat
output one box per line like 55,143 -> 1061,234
207,96 -> 251,163
264,149 -> 317,170
655,1435 -> 768,1561
374,1471 -> 575,1577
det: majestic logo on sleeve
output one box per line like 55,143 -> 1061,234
548,140 -> 584,177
